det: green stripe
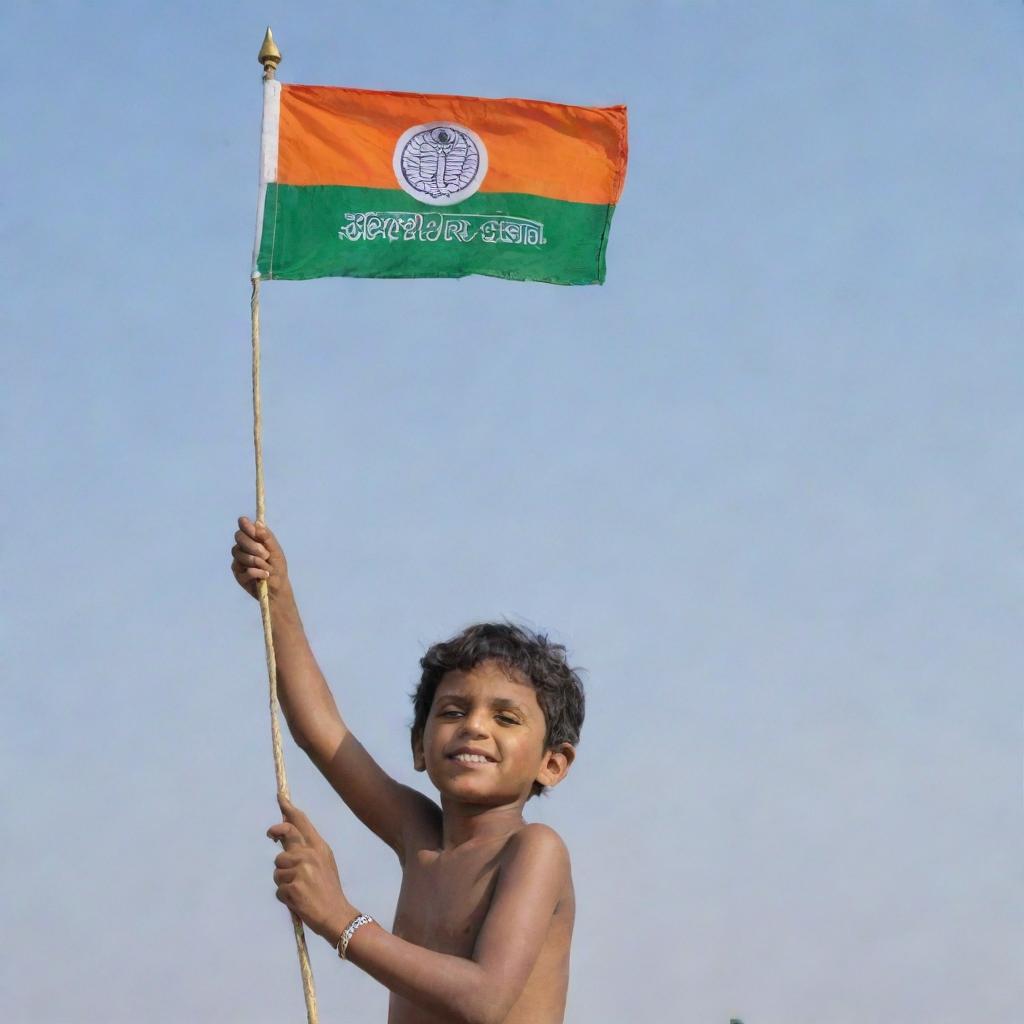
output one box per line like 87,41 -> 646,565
256,185 -> 615,285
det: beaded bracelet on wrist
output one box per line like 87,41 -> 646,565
336,913 -> 374,960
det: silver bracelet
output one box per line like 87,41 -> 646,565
336,913 -> 374,960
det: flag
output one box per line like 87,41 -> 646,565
253,83 -> 628,285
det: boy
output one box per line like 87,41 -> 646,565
231,515 -> 585,1024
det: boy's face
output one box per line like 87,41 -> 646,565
414,660 -> 573,804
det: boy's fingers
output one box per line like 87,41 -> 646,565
230,560 -> 266,582
267,821 -> 306,848
232,546 -> 271,571
252,521 -> 280,551
233,530 -> 269,556
238,516 -> 280,555
233,532 -> 271,560
278,794 -> 318,842
231,558 -> 271,582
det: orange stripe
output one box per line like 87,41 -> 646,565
277,84 -> 627,205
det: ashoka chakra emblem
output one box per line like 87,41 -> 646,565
392,122 -> 488,206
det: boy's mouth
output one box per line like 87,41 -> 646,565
448,749 -> 497,764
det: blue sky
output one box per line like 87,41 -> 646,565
3,2 -> 1022,1021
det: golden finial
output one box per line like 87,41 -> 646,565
258,27 -> 282,80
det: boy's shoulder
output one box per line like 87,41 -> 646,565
508,821 -> 570,855
502,823 -> 572,882
495,824 -> 575,929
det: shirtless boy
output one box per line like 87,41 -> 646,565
231,516 -> 585,1024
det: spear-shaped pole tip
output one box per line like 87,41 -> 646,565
258,27 -> 282,79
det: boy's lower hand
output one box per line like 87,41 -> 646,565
268,794 -> 357,946
231,516 -> 290,601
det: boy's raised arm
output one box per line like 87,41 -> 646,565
232,517 -> 438,859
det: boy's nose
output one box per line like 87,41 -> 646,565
458,713 -> 489,737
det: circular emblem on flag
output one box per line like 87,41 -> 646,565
393,122 -> 488,206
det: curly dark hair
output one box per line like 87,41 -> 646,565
410,622 -> 585,798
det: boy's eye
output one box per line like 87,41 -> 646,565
497,715 -> 518,725
440,709 -> 463,717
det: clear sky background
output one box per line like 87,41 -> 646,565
3,2 -> 1021,1022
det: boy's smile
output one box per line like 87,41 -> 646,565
448,748 -> 498,766
415,660 -> 569,805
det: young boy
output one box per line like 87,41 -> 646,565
231,515 -> 585,1024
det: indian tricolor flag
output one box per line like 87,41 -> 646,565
253,82 -> 628,285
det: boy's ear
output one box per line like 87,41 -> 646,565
536,742 -> 575,790
412,731 -> 426,772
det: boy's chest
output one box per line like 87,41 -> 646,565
392,843 -> 507,955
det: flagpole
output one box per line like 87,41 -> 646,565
253,27 -> 321,1024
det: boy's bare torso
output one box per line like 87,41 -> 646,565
390,820 -> 575,1024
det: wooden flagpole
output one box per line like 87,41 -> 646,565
253,27 -> 321,1024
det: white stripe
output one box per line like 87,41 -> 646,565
251,79 -> 282,278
